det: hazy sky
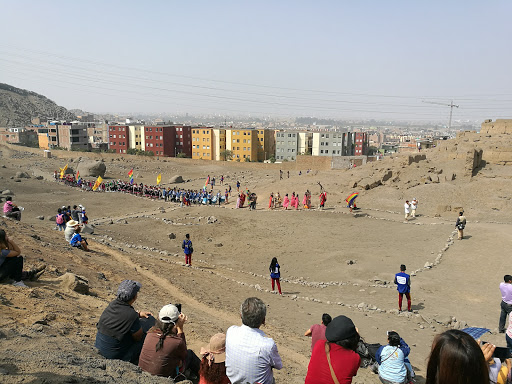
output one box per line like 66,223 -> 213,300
1,0 -> 511,123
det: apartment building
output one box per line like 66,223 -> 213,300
275,131 -> 299,161
191,127 -> 227,160
175,126 -> 192,157
0,127 -> 38,146
128,124 -> 143,150
142,126 -> 175,157
226,128 -> 258,161
57,123 -> 90,151
354,132 -> 368,156
256,129 -> 276,161
311,131 -> 353,156
109,125 -> 129,154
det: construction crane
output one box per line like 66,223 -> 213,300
422,100 -> 459,129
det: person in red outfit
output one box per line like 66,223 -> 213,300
305,315 -> 360,384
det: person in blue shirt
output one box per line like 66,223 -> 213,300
70,227 -> 90,251
394,264 -> 411,312
376,331 -> 413,384
269,257 -> 282,295
182,234 -> 193,267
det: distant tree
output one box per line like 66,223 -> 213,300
269,155 -> 276,163
244,157 -> 251,162
220,149 -> 233,161
176,153 -> 188,158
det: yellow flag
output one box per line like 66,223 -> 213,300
59,163 -> 68,179
156,174 -> 161,185
92,176 -> 103,191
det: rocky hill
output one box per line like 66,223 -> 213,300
0,83 -> 76,127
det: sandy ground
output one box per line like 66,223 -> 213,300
1,142 -> 512,383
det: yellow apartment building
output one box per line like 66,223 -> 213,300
128,125 -> 143,150
225,128 -> 258,161
192,127 -> 226,160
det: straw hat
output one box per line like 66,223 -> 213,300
200,333 -> 226,365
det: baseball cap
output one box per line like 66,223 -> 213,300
159,304 -> 180,324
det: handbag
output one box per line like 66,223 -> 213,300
325,342 -> 340,384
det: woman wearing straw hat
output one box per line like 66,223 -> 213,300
199,333 -> 230,384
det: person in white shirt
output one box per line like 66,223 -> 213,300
226,297 -> 283,384
404,200 -> 410,221
410,198 -> 418,218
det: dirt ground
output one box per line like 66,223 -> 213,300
1,142 -> 511,383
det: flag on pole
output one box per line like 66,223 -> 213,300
59,163 -> 68,179
156,174 -> 161,185
203,175 -> 210,191
128,168 -> 134,185
76,171 -> 81,185
92,176 -> 103,191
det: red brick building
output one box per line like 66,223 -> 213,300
143,126 -> 176,157
174,125 -> 192,157
109,125 -> 129,154
354,132 -> 368,156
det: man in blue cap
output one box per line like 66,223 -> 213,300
95,279 -> 153,363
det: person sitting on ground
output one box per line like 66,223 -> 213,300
95,280 -> 154,364
305,315 -> 361,383
226,297 -> 283,384
139,304 -> 200,380
0,229 -> 46,287
376,331 -> 412,384
199,333 -> 230,384
64,220 -> 80,243
3,197 -> 21,221
426,329 -> 492,384
305,313 -> 332,353
70,226 -> 89,251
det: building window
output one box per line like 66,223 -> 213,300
320,150 -> 324,154
325,150 -> 329,153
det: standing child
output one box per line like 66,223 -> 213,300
394,264 -> 411,312
269,257 -> 282,295
182,234 -> 193,267
56,208 -> 65,231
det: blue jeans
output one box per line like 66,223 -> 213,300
506,334 -> 512,355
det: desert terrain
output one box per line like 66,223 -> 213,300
1,136 -> 512,384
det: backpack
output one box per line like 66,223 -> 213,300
356,338 -> 381,368
56,214 -> 64,224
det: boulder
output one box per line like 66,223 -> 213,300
1,190 -> 13,195
77,160 -> 106,178
57,273 -> 89,295
15,172 -> 30,179
168,233 -> 176,239
169,175 -> 184,184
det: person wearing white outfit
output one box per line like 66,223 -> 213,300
410,199 -> 418,218
404,201 -> 410,221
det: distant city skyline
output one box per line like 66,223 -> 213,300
1,1 -> 511,123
